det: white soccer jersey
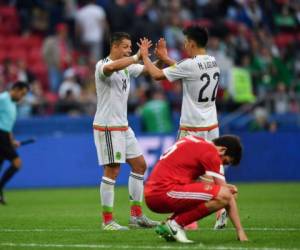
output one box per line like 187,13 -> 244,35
163,55 -> 220,128
93,57 -> 144,127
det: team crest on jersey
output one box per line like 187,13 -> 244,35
115,152 -> 122,160
204,184 -> 213,191
124,68 -> 129,77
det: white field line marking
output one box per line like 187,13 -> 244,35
0,227 -> 300,232
0,243 -> 298,250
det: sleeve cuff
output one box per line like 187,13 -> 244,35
205,171 -> 225,180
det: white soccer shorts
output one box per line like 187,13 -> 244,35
93,127 -> 142,165
177,127 -> 219,141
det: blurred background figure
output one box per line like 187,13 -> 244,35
249,106 -> 277,132
42,23 -> 73,92
139,88 -> 173,133
75,0 -> 108,61
58,68 -> 81,100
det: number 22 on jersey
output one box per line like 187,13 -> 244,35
198,72 -> 220,102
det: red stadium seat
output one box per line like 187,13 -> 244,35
0,6 -> 18,19
0,50 -> 8,63
7,49 -> 27,61
274,33 -> 295,48
0,24 -> 11,35
23,36 -> 43,50
224,20 -> 240,34
0,38 -> 7,50
183,19 -> 213,29
27,48 -> 43,65
195,19 -> 213,28
5,36 -> 27,50
0,7 -> 20,34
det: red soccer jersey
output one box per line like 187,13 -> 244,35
145,135 -> 224,196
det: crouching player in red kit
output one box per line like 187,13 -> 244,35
144,135 -> 248,243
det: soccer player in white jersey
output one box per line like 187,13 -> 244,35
138,25 -> 227,230
94,32 -> 159,230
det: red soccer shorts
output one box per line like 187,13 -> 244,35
145,182 -> 221,214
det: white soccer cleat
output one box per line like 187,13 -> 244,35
155,220 -> 194,243
214,209 -> 228,230
102,220 -> 129,231
129,215 -> 160,228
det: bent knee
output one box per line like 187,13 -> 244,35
128,156 -> 147,174
216,186 -> 232,205
104,164 -> 120,179
134,162 -> 147,173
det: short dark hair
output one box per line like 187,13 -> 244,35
110,32 -> 131,46
183,25 -> 208,48
212,135 -> 242,165
12,81 -> 30,91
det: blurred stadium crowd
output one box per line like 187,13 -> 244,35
0,0 -> 300,132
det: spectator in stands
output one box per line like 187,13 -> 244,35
15,0 -> 35,34
58,68 -> 81,100
139,88 -> 173,133
237,0 -> 264,29
106,0 -> 133,34
207,35 -> 233,93
30,4 -> 49,34
0,59 -> 18,90
294,2 -> 300,25
234,24 -> 251,57
163,9 -> 185,51
272,82 -> 290,114
55,89 -> 83,116
75,0 -> 108,61
166,81 -> 182,113
42,23 -> 73,92
131,1 -> 163,53
250,46 -> 273,97
274,4 -> 297,31
0,81 -> 29,204
249,106 -> 277,132
23,79 -> 48,116
15,59 -> 36,84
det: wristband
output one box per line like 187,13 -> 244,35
132,54 -> 139,63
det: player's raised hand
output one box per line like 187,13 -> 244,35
137,37 -> 152,59
155,38 -> 168,60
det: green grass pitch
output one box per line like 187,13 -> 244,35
0,183 -> 300,250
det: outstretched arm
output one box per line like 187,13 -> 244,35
103,52 -> 141,76
214,177 -> 248,241
226,193 -> 248,241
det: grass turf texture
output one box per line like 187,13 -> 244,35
0,183 -> 299,250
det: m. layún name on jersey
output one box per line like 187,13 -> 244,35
163,55 -> 220,128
